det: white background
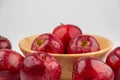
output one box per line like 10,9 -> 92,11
0,0 -> 120,54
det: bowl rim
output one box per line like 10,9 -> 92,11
19,34 -> 113,57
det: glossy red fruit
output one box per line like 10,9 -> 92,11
20,51 -> 61,80
106,47 -> 120,80
53,24 -> 82,53
0,49 -> 24,80
67,35 -> 100,54
0,35 -> 12,49
73,57 -> 114,80
31,33 -> 64,54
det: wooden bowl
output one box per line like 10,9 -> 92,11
19,34 -> 113,80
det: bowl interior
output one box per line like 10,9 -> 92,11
19,34 -> 113,57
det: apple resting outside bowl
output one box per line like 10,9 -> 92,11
19,34 -> 113,80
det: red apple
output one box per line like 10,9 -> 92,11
67,34 -> 100,54
0,49 -> 24,80
0,35 -> 12,49
106,47 -> 120,80
73,57 -> 114,80
53,24 -> 82,53
20,51 -> 61,80
31,33 -> 64,54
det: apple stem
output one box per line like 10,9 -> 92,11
60,23 -> 64,25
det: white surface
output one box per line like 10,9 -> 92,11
0,0 -> 120,54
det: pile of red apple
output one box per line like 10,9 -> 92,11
0,24 -> 120,80
31,24 -> 100,54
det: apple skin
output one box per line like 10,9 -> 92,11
0,35 -> 12,49
0,49 -> 24,80
53,24 -> 82,53
31,33 -> 64,54
73,57 -> 114,80
106,47 -> 120,80
67,35 -> 100,54
20,51 -> 61,80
